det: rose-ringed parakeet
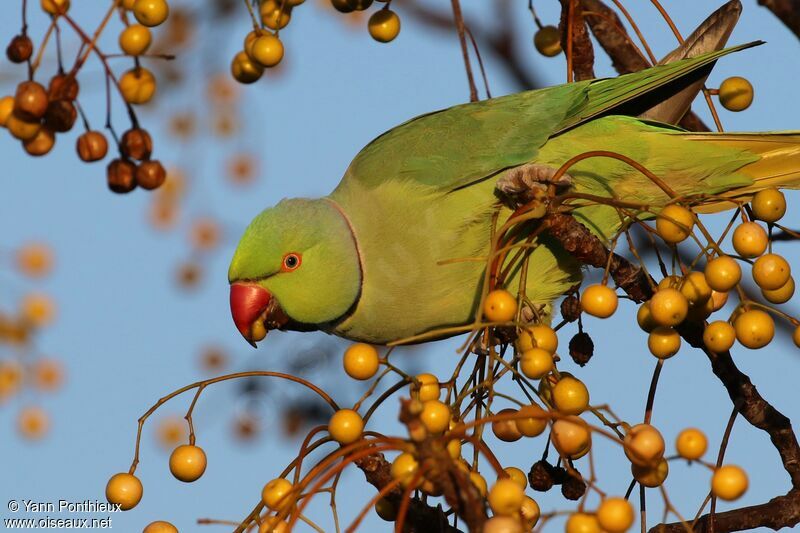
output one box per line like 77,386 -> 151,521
228,43 -> 800,346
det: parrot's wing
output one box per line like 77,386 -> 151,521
336,43 -> 760,195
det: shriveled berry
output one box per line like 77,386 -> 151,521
107,158 -> 137,193
48,73 -> 79,101
44,99 -> 76,132
136,160 -> 167,190
76,131 -> 108,162
561,472 -> 586,501
14,81 -> 49,120
6,34 -> 33,63
569,331 -> 593,366
120,127 -> 153,160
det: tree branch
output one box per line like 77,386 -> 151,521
543,211 -> 800,533
758,0 -> 800,39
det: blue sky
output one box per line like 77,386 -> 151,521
1,1 -> 799,532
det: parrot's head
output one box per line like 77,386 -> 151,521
228,198 -> 361,346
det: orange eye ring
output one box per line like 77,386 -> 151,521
282,253 -> 302,272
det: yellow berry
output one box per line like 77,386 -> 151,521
328,408 -> 364,445
17,405 -> 49,440
794,326 -> 800,348
711,464 -> 748,501
656,204 -> 694,244
488,478 -> 524,516
261,478 -> 293,510
133,0 -> 169,27
752,188 -> 786,223
705,256 -> 742,292
719,76 -> 753,112
752,253 -> 791,290
258,518 -> 288,533
580,284 -> 618,318
105,473 -> 143,511
168,444 -> 207,482
519,324 -> 558,353
492,408 -> 522,442
631,458 -> 669,488
565,512 -> 602,533
732,222 -> 768,258
413,373 -> 440,401
649,288 -> 688,327
734,309 -> 774,349
534,25 -> 561,57
520,496 -> 540,527
23,127 -> 55,156
484,289 -> 518,322
391,452 -> 418,487
343,343 -> 379,380
0,95 -> 14,126
551,416 -> 590,458
520,348 -> 553,379
552,376 -> 590,415
503,467 -> 527,489
143,521 -> 178,533
515,403 -> 548,437
420,400 -> 450,434
675,428 -> 707,460
368,9 -> 400,43
231,51 -> 264,84
647,326 -> 681,359
446,437 -> 462,459
624,423 -> 665,467
762,277 -> 795,304
7,113 -> 41,141
711,290 -> 729,311
469,471 -> 488,496
119,24 -> 152,55
20,292 -> 56,327
596,497 -> 635,533
703,321 -> 735,352
250,34 -> 284,68
262,7 -> 290,30
119,67 -> 157,104
637,302 -> 658,333
41,0 -> 69,15
680,271 -> 712,306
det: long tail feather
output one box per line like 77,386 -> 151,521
683,132 -> 800,212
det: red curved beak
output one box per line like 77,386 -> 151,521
230,283 -> 271,347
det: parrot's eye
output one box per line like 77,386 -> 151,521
282,253 -> 301,272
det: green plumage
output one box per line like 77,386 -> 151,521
229,44 -> 800,345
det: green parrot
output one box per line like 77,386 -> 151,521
228,43 -> 800,346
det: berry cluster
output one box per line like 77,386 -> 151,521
2,0 -> 171,193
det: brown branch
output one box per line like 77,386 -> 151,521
758,0 -> 800,39
543,211 -> 800,533
355,451 -> 463,533
402,0 -> 541,90
559,0 -> 596,81
449,0 -> 478,102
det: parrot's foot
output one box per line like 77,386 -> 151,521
495,163 -> 573,209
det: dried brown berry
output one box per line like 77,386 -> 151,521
528,460 -> 556,492
136,160 -> 166,190
120,128 -> 153,160
44,99 -> 76,132
569,331 -> 594,367
76,131 -> 108,162
22,128 -> 55,156
14,81 -> 49,121
6,34 -> 33,63
561,472 -> 587,501
560,295 -> 582,323
107,158 -> 137,193
47,73 -> 79,101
